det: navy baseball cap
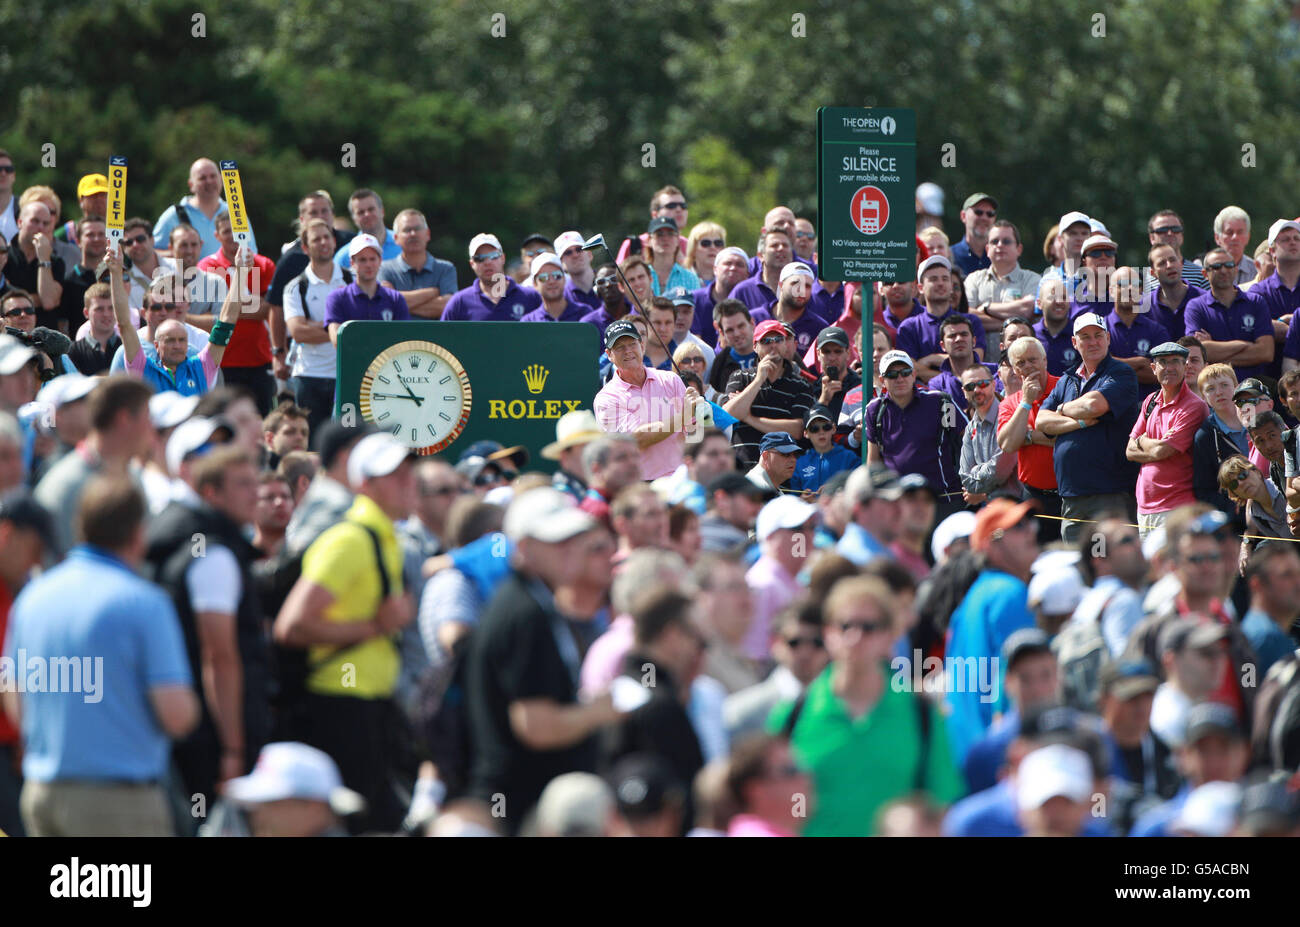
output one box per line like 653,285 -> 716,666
664,287 -> 694,307
605,320 -> 641,350
0,489 -> 58,556
759,432 -> 801,455
1002,627 -> 1052,670
608,754 -> 684,820
1184,702 -> 1243,744
647,216 -> 678,235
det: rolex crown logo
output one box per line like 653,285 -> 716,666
523,364 -> 550,394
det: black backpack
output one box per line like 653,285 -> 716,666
295,267 -> 353,317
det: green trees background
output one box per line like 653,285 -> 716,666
4,0 -> 1299,276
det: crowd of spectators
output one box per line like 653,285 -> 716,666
0,151 -> 1298,837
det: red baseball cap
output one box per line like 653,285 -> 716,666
753,319 -> 787,344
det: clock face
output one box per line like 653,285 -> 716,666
358,340 -> 472,454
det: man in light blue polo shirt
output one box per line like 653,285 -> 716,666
152,158 -> 259,259
4,478 -> 198,836
107,245 -> 245,397
378,208 -> 456,318
334,189 -> 402,271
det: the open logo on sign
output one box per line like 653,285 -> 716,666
850,186 -> 889,236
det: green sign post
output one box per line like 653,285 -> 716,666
335,320 -> 601,471
816,106 -> 917,462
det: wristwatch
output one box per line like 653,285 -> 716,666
271,347 -> 285,357
38,260 -> 51,268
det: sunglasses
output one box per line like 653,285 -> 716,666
988,237 -> 1017,246
680,355 -> 705,365
561,247 -> 582,259
1206,261 -> 1237,271
1233,396 -> 1261,407
0,165 -> 14,174
3,306 -> 35,317
839,620 -> 889,635
595,276 -> 618,287
1185,552 -> 1223,565
534,271 -> 565,283
1085,249 -> 1117,259
523,247 -> 547,257
883,368 -> 912,379
696,238 -> 725,248
124,234 -> 150,246
474,469 -> 518,486
422,486 -> 462,497
971,208 -> 996,218
1151,225 -> 1183,235
795,231 -> 816,240
147,302 -> 180,312
472,250 -> 504,262
660,201 -> 687,211
962,379 -> 993,393
786,635 -> 824,649
806,422 -> 833,434
758,335 -> 785,346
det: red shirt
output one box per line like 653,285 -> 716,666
197,249 -> 277,368
997,375 -> 1060,490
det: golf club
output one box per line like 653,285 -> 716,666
583,233 -> 682,376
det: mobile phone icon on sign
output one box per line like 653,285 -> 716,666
860,199 -> 880,234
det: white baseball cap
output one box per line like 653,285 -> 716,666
347,432 -> 414,487
1072,312 -> 1107,335
535,772 -> 615,837
0,335 -> 37,376
879,349 -> 915,377
1080,234 -> 1117,256
504,486 -> 597,544
756,495 -> 818,542
1057,211 -> 1091,232
225,742 -> 365,816
779,262 -> 815,285
529,251 -> 563,281
931,510 -> 976,562
715,246 -> 750,266
1172,781 -> 1243,837
916,181 -> 944,216
1268,219 -> 1300,245
916,254 -> 952,282
468,233 -> 503,258
36,373 -> 97,409
1088,218 -> 1112,237
1027,566 -> 1086,615
165,415 -> 231,476
554,231 -> 585,255
347,232 -> 383,260
149,392 -> 201,431
1016,743 -> 1094,811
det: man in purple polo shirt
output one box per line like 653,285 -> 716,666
879,279 -> 922,339
520,253 -> 588,323
592,320 -> 698,481
748,262 -> 828,357
1125,341 -> 1208,539
1069,234 -> 1119,315
1033,277 -> 1079,376
1143,243 -> 1203,343
1105,266 -> 1166,399
1184,246 -> 1272,383
927,314 -> 1000,412
690,247 -> 749,347
896,255 -> 988,383
580,264 -> 635,341
440,233 -> 541,322
858,349 -> 967,511
730,229 -> 794,312
1258,220 -> 1300,377
325,234 -> 410,345
949,192 -> 996,276
554,231 -> 600,311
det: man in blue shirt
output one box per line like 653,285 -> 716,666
325,234 -> 411,343
1239,544 -> 1300,677
377,208 -> 456,319
441,233 -> 541,322
835,465 -> 903,566
943,498 -> 1039,765
333,189 -> 401,271
3,478 -> 198,836
790,405 -> 856,493
949,192 -> 996,276
1035,312 -> 1140,542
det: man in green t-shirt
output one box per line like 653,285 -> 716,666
769,574 -> 964,836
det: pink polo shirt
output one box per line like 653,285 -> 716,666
727,814 -> 796,837
594,365 -> 687,480
743,554 -> 802,662
1128,382 -> 1208,514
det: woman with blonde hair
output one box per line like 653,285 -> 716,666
1042,224 -> 1062,272
673,341 -> 714,400
1242,240 -> 1274,293
686,222 -> 726,284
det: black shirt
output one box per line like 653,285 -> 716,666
67,333 -> 122,376
725,361 -> 817,467
56,263 -> 98,336
466,570 -> 595,832
5,239 -> 65,310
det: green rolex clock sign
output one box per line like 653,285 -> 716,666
334,321 -> 601,470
